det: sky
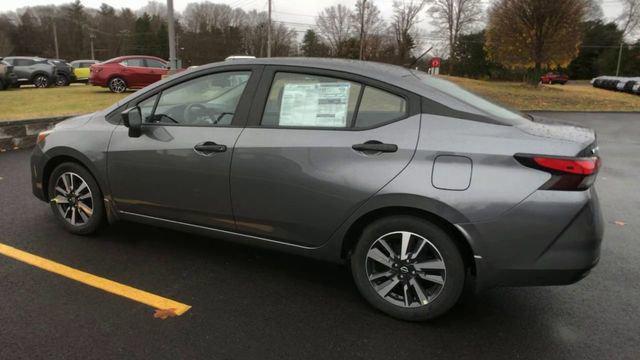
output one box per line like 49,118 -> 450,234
0,0 -> 626,23
0,0 -> 627,53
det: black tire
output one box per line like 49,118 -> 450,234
350,215 -> 465,321
32,74 -> 50,88
47,162 -> 105,235
108,77 -> 127,93
55,74 -> 69,87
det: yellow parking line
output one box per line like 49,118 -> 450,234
0,242 -> 191,316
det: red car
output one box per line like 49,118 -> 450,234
89,55 -> 169,93
540,72 -> 569,85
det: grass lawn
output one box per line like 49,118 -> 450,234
0,84 -> 129,121
445,76 -> 640,112
1,76 -> 639,122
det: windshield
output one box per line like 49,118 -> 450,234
411,70 -> 530,125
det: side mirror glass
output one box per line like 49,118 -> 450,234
122,107 -> 143,138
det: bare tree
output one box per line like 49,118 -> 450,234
427,0 -> 481,70
486,0 -> 588,83
316,4 -> 353,56
351,0 -> 386,60
618,0 -> 640,38
391,0 -> 427,64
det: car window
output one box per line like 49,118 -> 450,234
355,87 -> 407,128
138,94 -> 159,122
261,72 -> 361,128
123,59 -> 145,67
146,71 -> 251,126
145,59 -> 166,68
15,59 -> 34,66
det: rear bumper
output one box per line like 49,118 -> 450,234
459,187 -> 604,291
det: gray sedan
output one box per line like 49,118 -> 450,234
30,58 -> 603,321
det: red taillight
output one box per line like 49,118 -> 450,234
516,154 -> 601,191
532,156 -> 599,175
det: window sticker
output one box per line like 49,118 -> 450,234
279,82 -> 351,127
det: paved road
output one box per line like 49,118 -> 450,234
0,112 -> 639,359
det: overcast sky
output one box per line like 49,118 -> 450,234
0,0 -> 626,46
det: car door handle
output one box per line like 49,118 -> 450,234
352,141 -> 398,153
194,142 -> 227,155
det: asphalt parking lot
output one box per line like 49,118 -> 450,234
0,112 -> 639,359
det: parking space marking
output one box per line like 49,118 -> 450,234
0,242 -> 191,316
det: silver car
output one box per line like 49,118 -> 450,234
31,58 -> 603,321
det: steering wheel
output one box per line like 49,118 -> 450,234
183,103 -> 210,124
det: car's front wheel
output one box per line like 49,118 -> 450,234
48,162 -> 105,235
108,77 -> 127,93
33,74 -> 50,88
350,215 -> 465,321
55,74 -> 69,86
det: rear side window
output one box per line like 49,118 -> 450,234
145,59 -> 166,68
14,59 -> 34,66
123,59 -> 145,67
261,72 -> 361,128
355,87 -> 407,128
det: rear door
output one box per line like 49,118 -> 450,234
107,65 -> 262,230
144,58 -> 168,84
230,67 -> 421,247
121,58 -> 147,87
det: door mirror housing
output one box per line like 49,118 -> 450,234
122,107 -> 143,138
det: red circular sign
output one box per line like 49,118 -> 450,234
430,57 -> 441,68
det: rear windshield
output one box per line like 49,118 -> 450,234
411,70 -> 530,125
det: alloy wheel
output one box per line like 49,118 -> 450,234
34,75 -> 48,88
109,78 -> 126,93
365,231 -> 446,308
52,172 -> 94,226
55,75 -> 68,86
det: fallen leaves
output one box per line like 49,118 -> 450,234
153,308 -> 178,320
613,221 -> 626,227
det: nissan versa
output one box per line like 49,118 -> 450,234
30,58 -> 603,321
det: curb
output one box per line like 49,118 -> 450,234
0,115 -> 79,152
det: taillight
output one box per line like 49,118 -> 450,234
36,130 -> 53,144
515,154 -> 601,191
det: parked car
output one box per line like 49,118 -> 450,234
89,55 -> 169,93
633,82 -> 640,94
70,59 -> 99,83
540,72 -> 569,84
2,56 -> 57,88
31,58 -> 603,321
0,58 -> 18,90
49,59 -> 77,86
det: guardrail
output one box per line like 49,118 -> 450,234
0,116 -> 75,152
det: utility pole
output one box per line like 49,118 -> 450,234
615,41 -> 623,76
359,0 -> 366,60
267,0 -> 272,58
52,22 -> 60,59
89,33 -> 96,60
167,0 -> 177,71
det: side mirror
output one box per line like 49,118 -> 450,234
122,107 -> 143,138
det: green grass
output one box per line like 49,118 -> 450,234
444,76 -> 640,112
1,77 -> 639,122
0,84 -> 129,121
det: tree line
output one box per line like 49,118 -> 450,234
0,0 -> 638,80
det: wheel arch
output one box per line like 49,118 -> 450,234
30,71 -> 52,82
338,197 -> 477,276
41,147 -> 106,202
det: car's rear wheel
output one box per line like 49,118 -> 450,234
47,162 -> 105,235
108,77 -> 127,93
33,74 -> 49,88
55,74 -> 69,87
350,215 -> 465,321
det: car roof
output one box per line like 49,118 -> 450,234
4,56 -> 46,60
71,59 -> 99,63
105,55 -> 167,63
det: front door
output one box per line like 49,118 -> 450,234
230,68 -> 421,246
108,67 -> 260,230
